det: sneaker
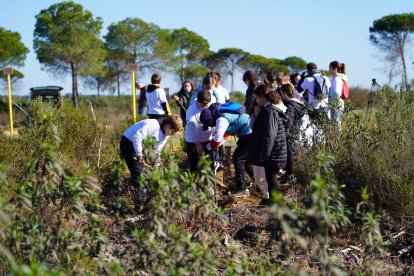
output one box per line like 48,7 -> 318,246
259,198 -> 271,206
230,189 -> 250,197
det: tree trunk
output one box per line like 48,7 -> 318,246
400,47 -> 408,91
71,62 -> 79,108
116,70 -> 120,98
179,49 -> 185,83
231,67 -> 235,94
181,66 -> 185,83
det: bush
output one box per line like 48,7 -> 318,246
336,85 -> 414,218
1,85 -> 412,273
348,86 -> 370,110
0,100 -> 121,184
231,91 -> 246,104
0,111 -> 107,274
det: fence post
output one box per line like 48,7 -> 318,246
3,67 -> 14,136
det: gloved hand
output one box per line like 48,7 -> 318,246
209,140 -> 221,150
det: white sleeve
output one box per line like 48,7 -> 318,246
301,77 -> 312,91
224,88 -> 230,100
132,128 -> 146,156
158,89 -> 167,104
213,117 -> 230,142
155,135 -> 169,153
324,76 -> 331,91
186,109 -> 198,142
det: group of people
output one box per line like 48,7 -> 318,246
120,61 -> 349,203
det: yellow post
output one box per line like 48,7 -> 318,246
132,70 -> 137,122
7,73 -> 13,136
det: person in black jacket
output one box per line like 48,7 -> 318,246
264,71 -> 277,90
243,70 -> 258,115
174,80 -> 194,126
248,84 -> 287,201
280,84 -> 305,182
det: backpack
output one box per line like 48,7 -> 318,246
218,102 -> 244,115
341,78 -> 350,100
313,75 -> 329,99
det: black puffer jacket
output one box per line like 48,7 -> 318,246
248,104 -> 287,169
244,84 -> 256,115
285,99 -> 305,142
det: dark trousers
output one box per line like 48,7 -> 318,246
232,134 -> 254,190
120,136 -> 144,187
186,142 -> 212,173
286,142 -> 294,175
264,165 -> 279,197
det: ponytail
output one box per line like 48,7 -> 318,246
340,63 -> 346,75
329,60 -> 346,75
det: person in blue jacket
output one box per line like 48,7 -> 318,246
200,102 -> 254,197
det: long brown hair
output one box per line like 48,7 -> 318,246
280,83 -> 295,98
329,61 -> 346,75
243,70 -> 258,87
179,80 -> 194,93
254,84 -> 281,104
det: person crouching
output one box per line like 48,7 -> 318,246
120,114 -> 183,188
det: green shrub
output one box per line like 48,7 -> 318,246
336,85 -> 414,218
348,86 -> 370,110
0,111 -> 106,274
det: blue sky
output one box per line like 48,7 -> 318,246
0,0 -> 413,95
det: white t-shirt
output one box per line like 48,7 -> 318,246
329,74 -> 348,103
147,87 -> 168,115
189,86 -> 218,106
185,103 -> 212,143
123,119 -> 168,156
301,73 -> 331,106
216,85 -> 230,103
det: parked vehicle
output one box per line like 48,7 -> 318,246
30,86 -> 63,106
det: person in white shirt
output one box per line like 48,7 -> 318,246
120,115 -> 183,187
185,90 -> 213,172
189,73 -> 218,106
213,72 -> 230,103
328,61 -> 347,128
200,102 -> 254,197
144,74 -> 172,122
299,62 -> 331,111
